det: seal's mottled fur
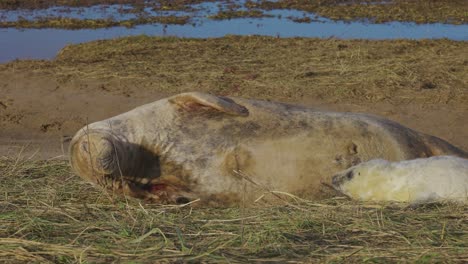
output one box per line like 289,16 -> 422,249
69,92 -> 468,205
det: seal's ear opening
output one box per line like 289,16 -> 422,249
169,92 -> 249,116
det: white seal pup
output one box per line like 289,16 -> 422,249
332,156 -> 468,204
69,92 -> 468,205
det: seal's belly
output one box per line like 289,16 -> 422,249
238,134 -> 356,195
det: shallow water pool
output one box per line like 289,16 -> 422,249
0,2 -> 467,63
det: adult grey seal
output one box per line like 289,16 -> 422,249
331,156 -> 468,204
69,92 -> 468,205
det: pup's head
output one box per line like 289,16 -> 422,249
331,159 -> 390,200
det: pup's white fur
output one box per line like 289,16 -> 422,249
332,156 -> 468,204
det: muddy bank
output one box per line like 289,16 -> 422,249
0,0 -> 212,10
0,36 -> 467,158
247,0 -> 468,25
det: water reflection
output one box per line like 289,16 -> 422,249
0,4 -> 467,63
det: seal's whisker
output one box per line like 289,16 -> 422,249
233,170 -> 308,211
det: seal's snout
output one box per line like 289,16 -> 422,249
331,174 -> 341,188
70,131 -> 120,183
332,170 -> 354,189
81,136 -> 116,174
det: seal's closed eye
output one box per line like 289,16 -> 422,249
346,171 -> 354,180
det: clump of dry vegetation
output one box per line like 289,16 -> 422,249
1,154 -> 467,263
287,16 -> 314,23
208,10 -> 272,20
0,0 -> 211,10
0,15 -> 190,29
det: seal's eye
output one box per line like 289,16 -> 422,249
346,171 -> 354,180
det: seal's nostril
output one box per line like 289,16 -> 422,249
81,141 -> 89,152
176,197 -> 190,204
332,175 -> 339,186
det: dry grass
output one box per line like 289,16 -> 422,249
1,154 -> 467,263
6,35 -> 465,106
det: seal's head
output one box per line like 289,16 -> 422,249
331,159 -> 397,201
69,129 -> 199,203
69,92 -> 253,204
69,131 -> 118,185
68,130 -> 143,195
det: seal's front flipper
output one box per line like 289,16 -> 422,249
169,92 -> 249,116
